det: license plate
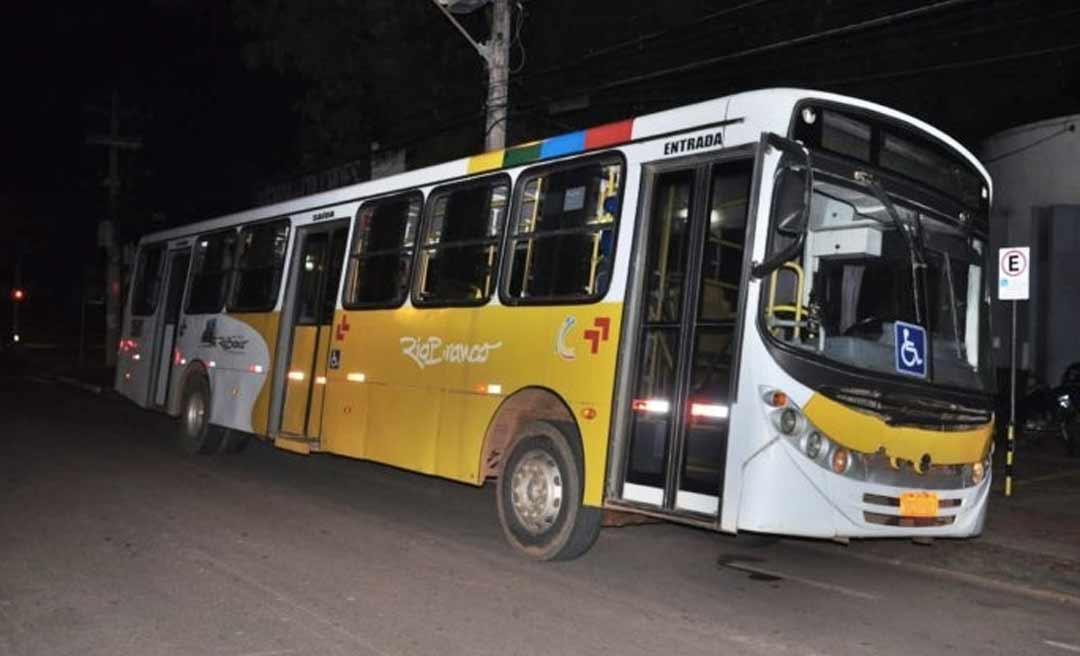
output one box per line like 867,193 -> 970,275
899,491 -> 939,517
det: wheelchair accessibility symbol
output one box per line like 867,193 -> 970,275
894,320 -> 927,378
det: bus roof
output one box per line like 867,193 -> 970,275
139,88 -> 988,245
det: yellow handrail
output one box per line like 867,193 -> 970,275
766,261 -> 806,340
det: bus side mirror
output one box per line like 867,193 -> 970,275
752,134 -> 813,278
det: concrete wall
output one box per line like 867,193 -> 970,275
982,115 -> 1080,385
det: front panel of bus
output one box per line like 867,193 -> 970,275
728,101 -> 993,538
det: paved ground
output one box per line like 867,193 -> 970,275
2,374 -> 1080,656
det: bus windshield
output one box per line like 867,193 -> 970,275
763,171 -> 992,392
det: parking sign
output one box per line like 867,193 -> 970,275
894,320 -> 928,378
998,247 -> 1030,301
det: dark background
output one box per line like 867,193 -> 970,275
2,0 -> 1078,347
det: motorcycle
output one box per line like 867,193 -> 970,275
1018,363 -> 1080,457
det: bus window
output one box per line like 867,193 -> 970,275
699,161 -> 752,321
342,192 -> 422,309
131,244 -> 165,317
186,229 -> 238,314
415,176 -> 509,306
504,157 -> 623,303
228,219 -> 291,312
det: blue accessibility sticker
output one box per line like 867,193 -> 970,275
894,320 -> 927,378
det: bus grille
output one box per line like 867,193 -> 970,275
863,512 -> 955,527
863,493 -> 962,509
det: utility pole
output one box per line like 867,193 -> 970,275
432,0 -> 512,151
11,257 -> 22,345
86,89 -> 141,366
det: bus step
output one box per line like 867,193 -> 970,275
273,435 -> 316,455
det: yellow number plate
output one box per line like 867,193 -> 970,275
899,491 -> 939,517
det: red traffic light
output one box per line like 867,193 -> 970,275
11,288 -> 25,302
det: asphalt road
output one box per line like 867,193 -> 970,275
2,375 -> 1079,656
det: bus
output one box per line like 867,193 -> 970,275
116,88 -> 994,560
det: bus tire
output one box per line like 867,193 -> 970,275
177,374 -> 224,455
738,532 -> 780,548
217,428 -> 251,454
496,420 -> 602,561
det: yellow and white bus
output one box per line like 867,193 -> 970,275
117,88 -> 994,560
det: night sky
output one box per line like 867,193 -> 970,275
2,0 -> 1079,345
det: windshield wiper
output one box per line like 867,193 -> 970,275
854,172 -> 927,325
942,252 -> 964,359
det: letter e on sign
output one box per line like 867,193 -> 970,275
998,247 -> 1029,301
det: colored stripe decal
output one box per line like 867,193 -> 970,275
503,141 -> 542,167
540,131 -> 586,159
468,150 -> 505,173
466,117 -> 635,173
585,119 -> 634,149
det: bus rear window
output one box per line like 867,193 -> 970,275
186,229 -> 238,314
503,157 -> 623,304
131,244 -> 165,317
415,177 -> 509,306
228,219 -> 290,312
343,192 -> 422,309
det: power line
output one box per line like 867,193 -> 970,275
371,0 -> 991,156
558,5 -> 1080,105
985,123 -> 1076,164
518,0 -> 777,81
306,1 -> 1065,176
577,0 -> 976,95
825,41 -> 1080,87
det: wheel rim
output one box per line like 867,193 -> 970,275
509,448 -> 563,534
184,390 -> 206,438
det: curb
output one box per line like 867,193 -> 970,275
36,374 -> 116,398
799,541 -> 1080,608
56,375 -> 107,395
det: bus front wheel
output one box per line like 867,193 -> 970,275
177,374 -> 224,455
496,420 -> 601,561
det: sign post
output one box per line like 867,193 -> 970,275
998,246 -> 1030,497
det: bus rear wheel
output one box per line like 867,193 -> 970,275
177,374 -> 224,455
496,420 -> 601,561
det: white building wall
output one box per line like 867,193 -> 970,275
982,115 -> 1080,384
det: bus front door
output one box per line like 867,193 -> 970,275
151,250 -> 190,408
278,221 -> 349,440
619,155 -> 754,518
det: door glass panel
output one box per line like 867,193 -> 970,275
679,160 -> 753,499
644,171 -> 693,323
320,227 -> 349,324
626,170 -> 694,489
626,328 -> 680,488
681,326 -> 734,495
699,161 -> 752,321
296,234 -> 328,325
164,255 -> 189,324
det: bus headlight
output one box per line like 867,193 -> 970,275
831,447 -> 851,474
779,408 -> 799,435
762,387 -> 865,478
971,460 -> 985,485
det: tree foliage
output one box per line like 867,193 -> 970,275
233,0 -> 486,172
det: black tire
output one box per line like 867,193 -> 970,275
217,428 -> 251,454
1066,418 -> 1080,458
738,532 -> 780,548
177,374 -> 224,455
496,420 -> 602,561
